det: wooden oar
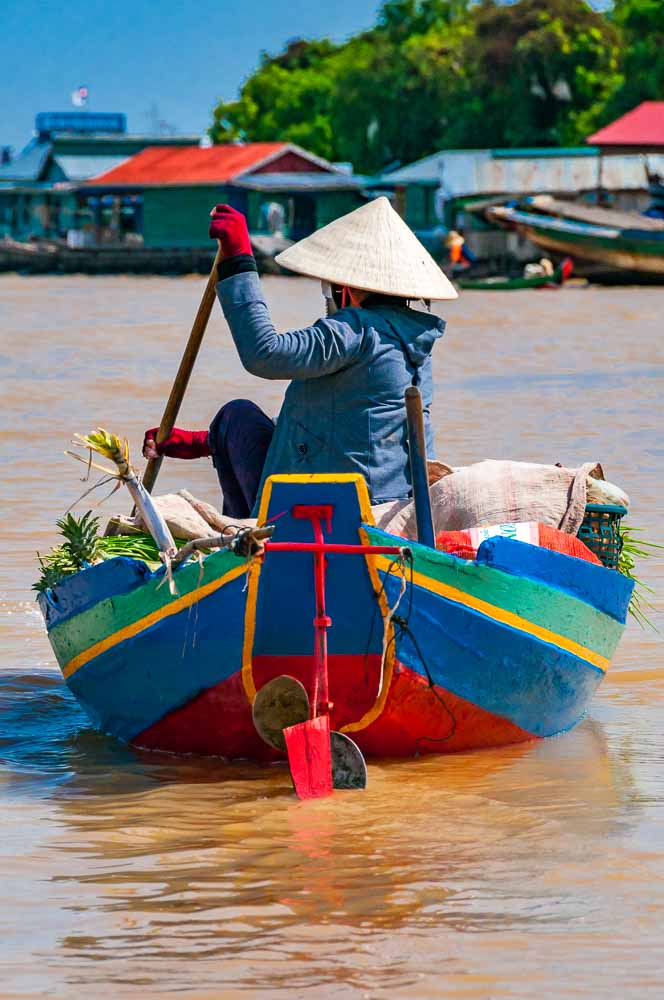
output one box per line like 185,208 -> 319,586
405,386 -> 435,547
142,244 -> 223,495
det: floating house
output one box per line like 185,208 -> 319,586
0,112 -> 198,242
83,143 -> 366,249
588,101 -> 664,216
0,113 -> 367,271
588,101 -> 664,155
376,144 -> 664,262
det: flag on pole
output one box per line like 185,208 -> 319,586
71,86 -> 89,107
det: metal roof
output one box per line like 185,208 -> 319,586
377,147 -> 664,197
0,140 -> 52,182
492,146 -> 598,159
87,142 -> 340,186
232,171 -> 366,192
380,150 -> 446,185
588,102 -> 664,149
51,133 -> 201,147
53,154 -> 130,181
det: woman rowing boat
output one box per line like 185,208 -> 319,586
143,197 -> 457,517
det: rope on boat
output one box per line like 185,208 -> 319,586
379,549 -> 410,698
170,525 -> 274,570
370,548 -> 458,752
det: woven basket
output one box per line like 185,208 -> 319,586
577,504 -> 627,569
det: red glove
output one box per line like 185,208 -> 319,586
208,204 -> 252,257
143,427 -> 211,460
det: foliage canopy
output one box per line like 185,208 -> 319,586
209,0 -> 662,173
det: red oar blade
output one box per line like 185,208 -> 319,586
284,715 -> 333,800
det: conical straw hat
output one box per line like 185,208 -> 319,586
275,196 -> 458,300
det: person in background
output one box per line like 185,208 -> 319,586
445,229 -> 477,274
143,197 -> 458,518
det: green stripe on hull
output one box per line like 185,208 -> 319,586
48,548 -> 246,669
520,224 -> 664,274
528,224 -> 664,258
363,526 -> 622,660
49,528 -> 621,676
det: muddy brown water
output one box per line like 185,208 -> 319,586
0,274 -> 662,998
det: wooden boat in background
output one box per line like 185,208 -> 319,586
0,235 -> 286,276
458,257 -> 573,291
38,474 -> 634,761
488,197 -> 664,278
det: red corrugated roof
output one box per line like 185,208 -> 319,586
588,102 -> 664,147
88,142 -> 291,185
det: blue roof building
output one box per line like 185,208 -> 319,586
0,112 -> 199,242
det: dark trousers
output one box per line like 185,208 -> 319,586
208,400 -> 275,518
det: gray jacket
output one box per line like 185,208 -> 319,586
217,271 -> 445,509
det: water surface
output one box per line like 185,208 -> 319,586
1,275 -> 662,998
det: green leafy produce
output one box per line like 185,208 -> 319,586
34,511 -> 101,594
34,547 -> 80,594
34,514 -> 194,595
619,526 -> 663,631
97,533 -> 173,568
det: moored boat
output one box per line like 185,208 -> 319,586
38,473 -> 633,760
0,235 -> 286,276
457,257 -> 573,291
488,197 -> 664,278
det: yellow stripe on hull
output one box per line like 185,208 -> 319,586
373,555 -> 609,673
62,563 -> 248,680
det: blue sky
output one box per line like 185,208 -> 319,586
0,0 -> 381,152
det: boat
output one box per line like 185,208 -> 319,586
457,257 -> 573,291
0,235 -> 286,276
37,473 -> 634,760
488,196 -> 664,279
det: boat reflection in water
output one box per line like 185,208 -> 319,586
32,706 -> 636,989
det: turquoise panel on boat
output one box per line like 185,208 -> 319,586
66,572 -> 247,743
253,479 -> 383,658
476,536 -> 633,623
38,557 -> 153,630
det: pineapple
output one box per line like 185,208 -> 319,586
33,511 -> 101,593
56,511 -> 100,568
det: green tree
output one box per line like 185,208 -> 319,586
601,0 -> 664,121
328,7 -> 472,171
210,1 -> 473,170
209,0 -> 629,171
450,0 -> 623,148
209,39 -> 340,159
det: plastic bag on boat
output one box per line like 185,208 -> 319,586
372,460 -> 629,541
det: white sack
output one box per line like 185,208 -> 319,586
372,460 -> 628,541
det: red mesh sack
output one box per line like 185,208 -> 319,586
537,524 -> 601,564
